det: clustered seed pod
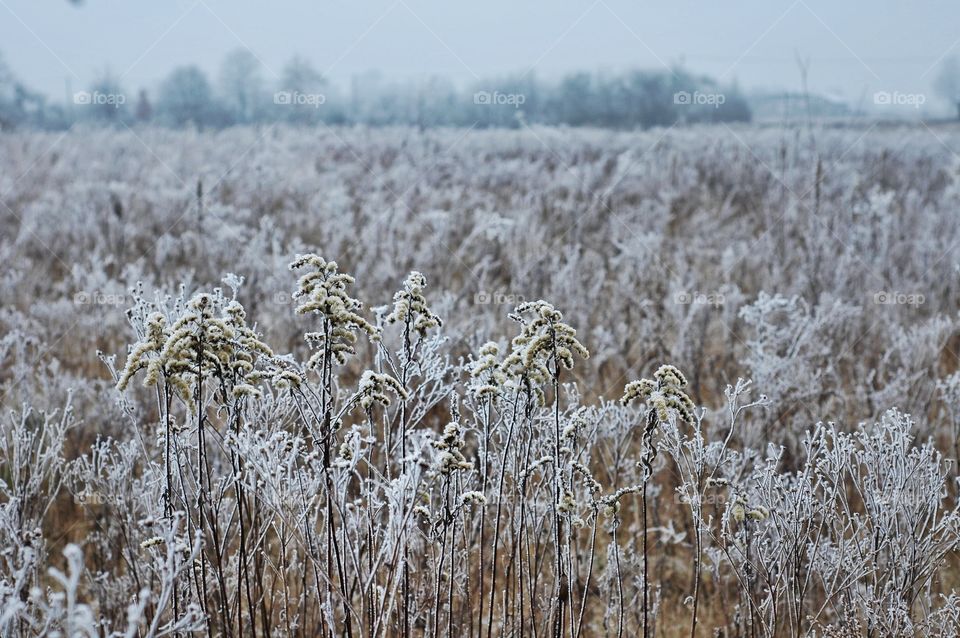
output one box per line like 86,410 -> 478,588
385,271 -> 443,337
117,291 -> 273,408
433,420 -> 473,475
334,428 -> 363,467
117,312 -> 168,391
620,364 -> 695,425
271,369 -> 303,390
598,484 -> 643,518
140,536 -> 164,550
562,408 -> 590,442
469,341 -> 507,400
460,491 -> 487,507
558,489 -> 577,513
232,384 -> 261,399
501,301 -> 589,405
290,254 -> 378,367
571,461 -> 602,495
354,370 -> 408,412
621,364 -> 696,478
727,494 -> 768,526
747,506 -> 769,521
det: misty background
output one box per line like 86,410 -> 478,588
2,0 -> 960,129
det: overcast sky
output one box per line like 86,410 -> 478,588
2,0 -> 959,110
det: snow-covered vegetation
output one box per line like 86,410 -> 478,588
2,122 -> 960,636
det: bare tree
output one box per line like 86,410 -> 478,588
219,48 -> 264,125
158,65 -> 217,128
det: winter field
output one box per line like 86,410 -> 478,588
3,122 -> 960,636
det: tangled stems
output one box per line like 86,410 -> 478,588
621,365 -> 694,638
51,249 -> 960,638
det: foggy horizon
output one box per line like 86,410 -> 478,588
3,0 -> 960,114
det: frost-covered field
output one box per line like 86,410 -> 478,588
3,123 -> 960,636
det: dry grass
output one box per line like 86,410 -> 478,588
2,123 -> 960,636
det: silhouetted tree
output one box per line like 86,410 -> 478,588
220,49 -> 264,124
158,66 -> 218,128
276,55 -> 327,124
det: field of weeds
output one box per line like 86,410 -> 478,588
3,122 -> 960,636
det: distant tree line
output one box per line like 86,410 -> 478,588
0,48 -> 752,131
